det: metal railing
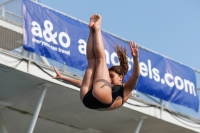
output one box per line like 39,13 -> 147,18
0,0 -> 22,23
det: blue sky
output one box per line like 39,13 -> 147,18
39,0 -> 200,71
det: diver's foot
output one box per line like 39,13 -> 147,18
92,14 -> 102,31
89,14 -> 95,29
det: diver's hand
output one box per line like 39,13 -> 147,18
129,41 -> 139,58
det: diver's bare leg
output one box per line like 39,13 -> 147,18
92,14 -> 112,104
80,15 -> 96,101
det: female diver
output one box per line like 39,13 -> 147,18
53,14 -> 140,110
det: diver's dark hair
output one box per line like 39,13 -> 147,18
108,45 -> 128,76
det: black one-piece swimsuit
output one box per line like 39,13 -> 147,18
82,85 -> 124,109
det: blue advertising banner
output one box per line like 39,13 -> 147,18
23,0 -> 199,112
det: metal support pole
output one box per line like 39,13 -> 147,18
27,83 -> 51,133
2,5 -> 5,17
0,112 -> 8,133
38,56 -> 51,66
27,60 -> 31,73
134,118 -> 143,133
32,53 -> 36,60
28,52 -> 32,59
160,100 -> 163,119
20,48 -> 26,56
61,63 -> 66,72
